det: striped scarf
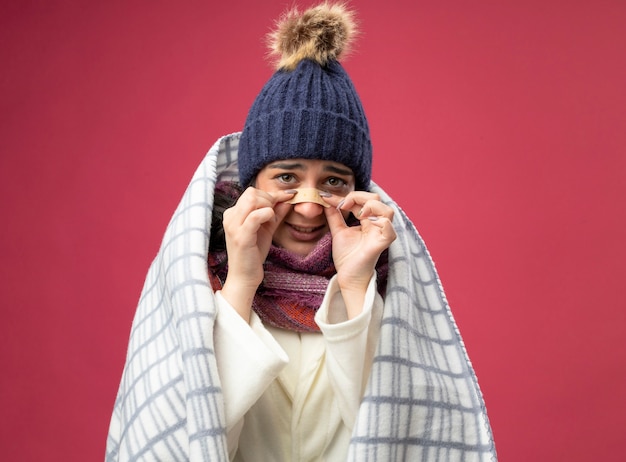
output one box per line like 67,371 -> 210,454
208,231 -> 388,332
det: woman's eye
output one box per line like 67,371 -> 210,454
326,177 -> 346,187
277,173 -> 295,183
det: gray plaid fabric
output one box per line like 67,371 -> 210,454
106,133 -> 497,461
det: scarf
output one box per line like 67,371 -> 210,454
209,232 -> 335,332
208,212 -> 389,332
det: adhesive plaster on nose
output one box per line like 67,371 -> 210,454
286,188 -> 330,208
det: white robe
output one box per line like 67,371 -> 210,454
215,275 -> 382,461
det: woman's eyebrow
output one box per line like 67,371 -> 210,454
324,165 -> 354,176
266,161 -> 353,177
267,162 -> 306,171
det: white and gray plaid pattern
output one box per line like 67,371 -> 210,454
106,133 -> 496,461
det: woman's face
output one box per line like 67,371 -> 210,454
255,158 -> 355,256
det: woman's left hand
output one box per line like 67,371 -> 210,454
324,191 -> 396,297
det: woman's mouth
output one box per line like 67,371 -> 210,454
287,223 -> 326,241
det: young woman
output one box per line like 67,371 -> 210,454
208,157 -> 395,459
106,3 -> 496,461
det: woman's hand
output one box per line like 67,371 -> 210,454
220,187 -> 295,321
324,192 -> 396,318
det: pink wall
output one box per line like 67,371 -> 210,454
1,1 -> 624,460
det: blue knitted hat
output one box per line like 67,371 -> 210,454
238,3 -> 372,190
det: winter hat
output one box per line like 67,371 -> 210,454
238,2 -> 372,190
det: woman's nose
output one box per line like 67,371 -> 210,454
292,201 -> 324,218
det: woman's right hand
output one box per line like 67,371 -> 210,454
220,187 -> 295,321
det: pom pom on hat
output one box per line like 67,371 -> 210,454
268,2 -> 357,71
238,2 -> 372,190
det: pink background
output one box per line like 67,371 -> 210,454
1,1 -> 624,460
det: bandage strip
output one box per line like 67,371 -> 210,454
285,188 -> 331,208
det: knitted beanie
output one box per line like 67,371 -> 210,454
238,3 -> 372,191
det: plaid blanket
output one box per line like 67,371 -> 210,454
106,133 -> 497,461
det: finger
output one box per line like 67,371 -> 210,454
224,206 -> 272,240
337,198 -> 394,223
270,189 -> 298,204
228,188 -> 272,220
239,207 -> 278,237
264,190 -> 298,233
364,216 -> 397,242
261,191 -> 299,236
227,188 -> 292,224
335,192 -> 384,217
265,201 -> 292,235
315,192 -> 343,209
357,200 -> 395,221
242,187 -> 295,208
323,205 -> 349,235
